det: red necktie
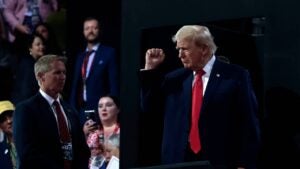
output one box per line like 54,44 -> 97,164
189,69 -> 205,154
53,101 -> 71,142
81,50 -> 94,79
53,101 -> 72,169
78,50 -> 94,106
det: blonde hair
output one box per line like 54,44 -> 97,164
172,25 -> 217,54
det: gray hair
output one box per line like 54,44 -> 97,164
172,25 -> 217,54
34,55 -> 67,85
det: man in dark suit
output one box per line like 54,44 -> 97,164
69,17 -> 119,125
13,55 -> 89,169
140,25 -> 260,169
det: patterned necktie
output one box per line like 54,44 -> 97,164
189,69 -> 205,154
53,101 -> 71,142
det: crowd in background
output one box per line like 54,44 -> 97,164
0,0 -> 66,101
0,0 -> 120,169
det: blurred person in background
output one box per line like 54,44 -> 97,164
11,33 -> 45,105
2,0 -> 58,58
103,133 -> 120,168
2,0 -> 58,43
0,100 -> 17,169
34,22 -> 62,55
69,17 -> 119,126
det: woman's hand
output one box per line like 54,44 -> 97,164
83,119 -> 98,138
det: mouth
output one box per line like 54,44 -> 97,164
102,112 -> 108,117
181,60 -> 188,64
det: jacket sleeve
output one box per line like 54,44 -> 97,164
236,70 -> 261,168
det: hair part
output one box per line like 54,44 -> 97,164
172,25 -> 217,54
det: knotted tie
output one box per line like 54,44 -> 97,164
189,69 -> 205,154
78,50 -> 94,107
53,101 -> 72,169
53,101 -> 71,142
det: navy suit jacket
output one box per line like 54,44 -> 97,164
0,135 -> 14,169
70,45 -> 119,111
141,59 -> 260,168
11,54 -> 39,105
13,93 -> 90,169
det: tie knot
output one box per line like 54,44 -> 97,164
87,49 -> 95,55
53,100 -> 59,107
196,69 -> 205,76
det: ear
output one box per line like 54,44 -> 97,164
201,44 -> 210,55
37,72 -> 45,82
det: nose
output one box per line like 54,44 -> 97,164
60,72 -> 66,79
101,106 -> 107,111
178,50 -> 183,58
41,45 -> 45,51
4,117 -> 12,123
7,118 -> 12,123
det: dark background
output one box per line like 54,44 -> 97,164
67,0 -> 300,168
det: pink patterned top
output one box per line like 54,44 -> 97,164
86,124 -> 120,168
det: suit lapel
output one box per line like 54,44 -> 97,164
36,94 -> 61,139
183,72 -> 193,118
202,60 -> 223,110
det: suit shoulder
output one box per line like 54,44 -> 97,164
164,68 -> 192,86
15,94 -> 38,107
14,94 -> 41,116
166,68 -> 192,79
217,60 -> 248,75
61,100 -> 76,112
99,45 -> 116,52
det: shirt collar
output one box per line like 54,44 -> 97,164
85,43 -> 100,52
39,89 -> 60,106
194,55 -> 216,76
203,55 -> 216,77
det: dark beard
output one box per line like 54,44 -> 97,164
86,36 -> 100,44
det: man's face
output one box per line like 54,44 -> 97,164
83,19 -> 100,43
0,111 -> 13,135
176,38 -> 208,71
40,60 -> 66,96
